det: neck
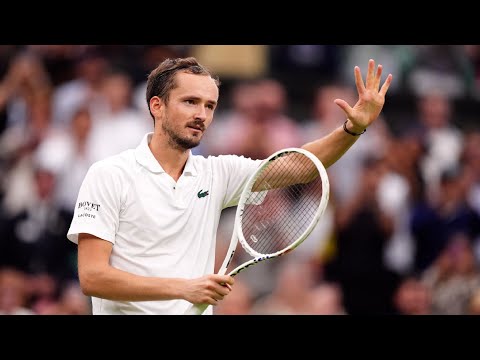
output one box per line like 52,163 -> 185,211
149,132 -> 189,181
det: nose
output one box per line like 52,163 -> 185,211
195,105 -> 207,121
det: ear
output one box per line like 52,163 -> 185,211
149,96 -> 164,117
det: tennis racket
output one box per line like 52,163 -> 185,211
185,147 -> 330,315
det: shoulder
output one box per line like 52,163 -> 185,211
205,154 -> 261,165
202,155 -> 263,181
192,154 -> 260,170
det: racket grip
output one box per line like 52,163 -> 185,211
184,303 -> 209,315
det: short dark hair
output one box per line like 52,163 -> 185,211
145,57 -> 220,120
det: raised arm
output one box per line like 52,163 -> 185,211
77,233 -> 234,305
302,59 -> 392,168
251,59 -> 393,191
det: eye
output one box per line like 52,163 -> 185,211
185,99 -> 195,105
207,104 -> 215,110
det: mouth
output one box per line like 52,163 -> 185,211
187,124 -> 205,133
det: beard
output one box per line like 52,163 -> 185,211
161,116 -> 204,150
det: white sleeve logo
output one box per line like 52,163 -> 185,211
77,201 -> 101,219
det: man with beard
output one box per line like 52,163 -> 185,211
67,57 -> 392,315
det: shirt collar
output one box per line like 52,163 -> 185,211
134,133 -> 197,176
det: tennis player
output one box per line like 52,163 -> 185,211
67,56 -> 392,315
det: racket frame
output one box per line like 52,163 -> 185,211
186,147 -> 329,314
229,147 -> 330,276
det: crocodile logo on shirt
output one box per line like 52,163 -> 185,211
197,189 -> 209,198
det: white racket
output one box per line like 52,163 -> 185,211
185,147 -> 330,315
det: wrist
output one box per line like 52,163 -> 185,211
343,119 -> 366,136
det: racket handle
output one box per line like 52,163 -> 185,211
185,303 -> 209,315
184,252 -> 231,315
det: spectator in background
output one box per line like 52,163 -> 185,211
460,130 -> 480,262
373,129 -> 429,278
25,45 -> 90,86
411,92 -> 464,201
204,78 -> 302,159
270,45 -> 341,84
86,68 -> 150,163
35,106 -> 93,212
0,154 -> 77,285
0,51 -> 52,131
393,276 -> 432,315
0,268 -> 34,315
51,47 -> 110,128
410,165 -> 480,273
0,53 -> 53,217
324,155 -> 401,314
34,280 -> 90,315
468,288 -> 480,314
251,259 -> 317,314
461,130 -> 480,216
404,45 -> 475,99
421,232 -> 480,314
309,282 -> 346,315
0,46 -> 24,135
464,45 -> 480,99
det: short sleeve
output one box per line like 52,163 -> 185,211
66,161 -> 124,245
215,155 -> 263,208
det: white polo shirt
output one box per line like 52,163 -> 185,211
67,132 -> 261,315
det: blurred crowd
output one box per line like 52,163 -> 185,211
1,45 -> 480,315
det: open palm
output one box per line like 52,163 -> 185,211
334,59 -> 393,131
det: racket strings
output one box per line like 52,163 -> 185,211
243,187 -> 321,255
241,153 -> 324,255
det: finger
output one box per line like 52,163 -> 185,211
334,98 -> 353,119
209,298 -> 219,306
202,297 -> 218,306
365,59 -> 375,89
374,64 -> 383,91
379,73 -> 393,97
213,288 -> 228,300
220,275 -> 235,286
354,66 -> 365,95
216,284 -> 232,296
223,283 -> 233,291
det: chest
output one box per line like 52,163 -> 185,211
123,171 -> 218,226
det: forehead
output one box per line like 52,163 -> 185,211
172,72 -> 219,101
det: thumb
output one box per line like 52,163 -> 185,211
334,99 -> 353,118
